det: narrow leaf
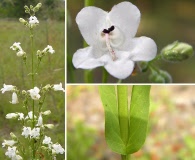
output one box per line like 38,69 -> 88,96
126,85 -> 151,154
99,86 -> 126,154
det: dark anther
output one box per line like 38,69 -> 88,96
108,26 -> 115,32
102,25 -> 115,34
103,29 -> 109,34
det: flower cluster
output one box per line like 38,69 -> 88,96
10,42 -> 26,57
37,45 -> 55,59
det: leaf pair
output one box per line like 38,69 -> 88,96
99,85 -> 151,155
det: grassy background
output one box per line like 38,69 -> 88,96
0,19 -> 65,159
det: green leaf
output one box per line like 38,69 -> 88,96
126,85 -> 151,154
99,85 -> 126,154
99,85 -> 151,155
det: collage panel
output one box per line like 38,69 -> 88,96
0,1 -> 65,160
67,85 -> 195,160
67,0 -> 195,83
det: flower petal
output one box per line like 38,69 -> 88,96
76,7 -> 107,46
129,36 -> 157,61
72,47 -> 104,69
108,2 -> 140,39
104,53 -> 135,79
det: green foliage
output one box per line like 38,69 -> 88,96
67,121 -> 96,160
99,86 -> 151,156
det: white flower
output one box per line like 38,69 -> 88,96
43,45 -> 55,54
25,111 -> 37,120
17,113 -> 24,120
10,42 -> 22,51
29,16 -> 39,24
16,50 -> 25,57
28,87 -> 41,100
43,136 -> 52,145
44,124 -> 54,129
5,146 -> 17,158
30,128 -> 40,138
52,143 -> 65,154
2,140 -> 17,147
21,127 -> 31,138
53,83 -> 65,92
10,92 -> 19,104
72,2 -> 157,79
6,113 -> 18,119
36,114 -> 43,126
1,84 -> 15,93
42,110 -> 51,116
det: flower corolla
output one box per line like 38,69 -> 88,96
53,83 -> 65,92
1,84 -> 15,93
10,92 -> 19,104
72,2 -> 157,79
28,87 -> 41,100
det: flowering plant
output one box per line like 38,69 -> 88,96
1,3 -> 65,160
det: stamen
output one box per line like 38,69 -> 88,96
105,34 -> 117,61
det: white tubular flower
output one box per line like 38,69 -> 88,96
21,127 -> 31,138
5,146 -> 17,158
10,42 -> 22,51
52,143 -> 65,154
44,124 -> 54,129
72,2 -> 157,79
42,136 -> 52,145
36,114 -> 43,126
2,140 -> 17,148
29,16 -> 39,25
10,92 -> 19,104
28,87 -> 41,100
25,111 -> 37,120
6,113 -> 18,119
43,45 -> 55,54
1,84 -> 15,93
30,128 -> 40,138
17,113 -> 24,120
53,83 -> 65,92
42,110 -> 51,116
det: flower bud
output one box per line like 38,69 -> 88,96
30,5 -> 34,10
41,146 -> 48,150
10,132 -> 17,140
19,18 -> 28,25
33,3 -> 42,12
161,41 -> 194,62
149,70 -> 172,83
22,90 -> 26,95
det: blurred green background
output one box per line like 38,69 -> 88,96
0,0 -> 65,159
67,85 -> 195,160
67,0 -> 195,83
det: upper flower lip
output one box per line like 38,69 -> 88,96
73,1 -> 157,80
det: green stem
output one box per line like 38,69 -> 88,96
102,68 -> 108,83
121,155 -> 130,160
117,86 -> 129,144
85,0 -> 94,6
84,70 -> 93,83
30,28 -> 36,159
